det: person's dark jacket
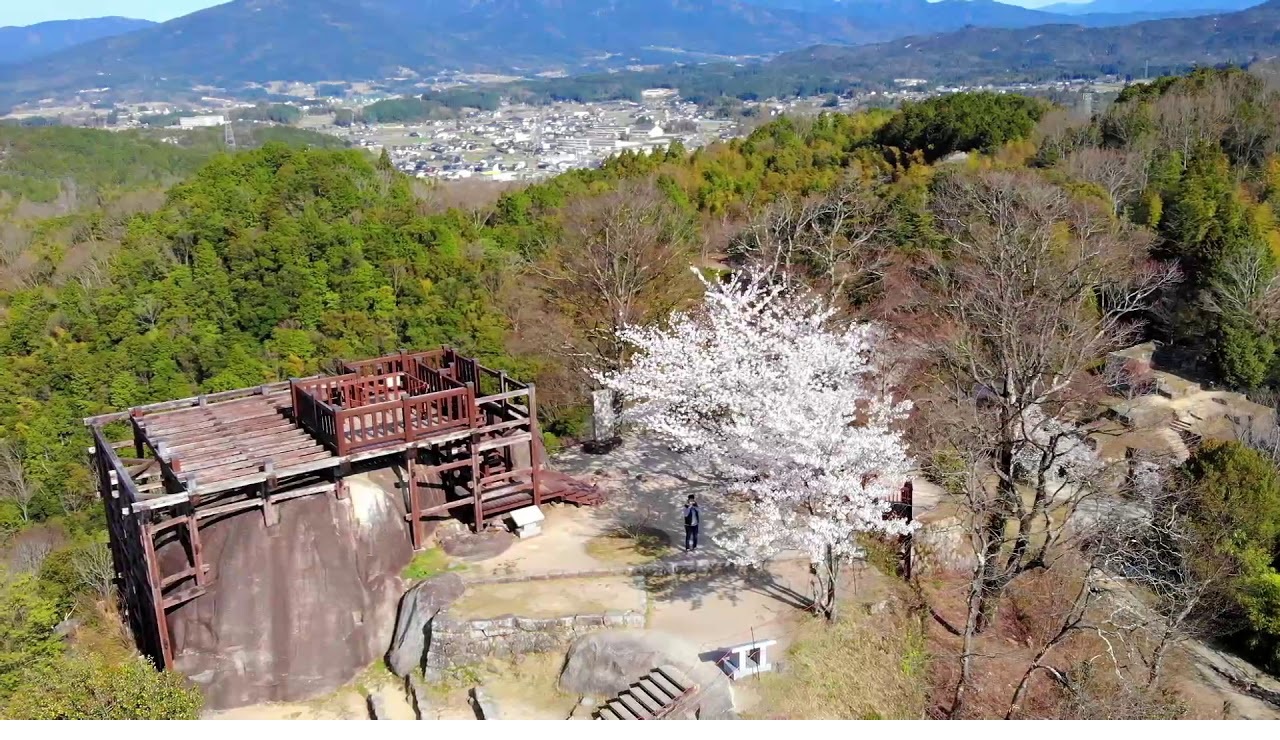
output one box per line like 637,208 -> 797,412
684,504 -> 700,528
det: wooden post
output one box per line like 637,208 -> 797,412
529,384 -> 543,507
140,520 -> 173,670
335,460 -> 351,500
187,516 -> 207,587
403,392 -> 414,444
407,450 -> 423,550
467,382 -> 483,532
261,461 -> 278,528
131,410 -> 146,459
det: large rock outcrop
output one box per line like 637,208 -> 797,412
165,472 -> 413,710
559,630 -> 736,719
386,572 -> 465,677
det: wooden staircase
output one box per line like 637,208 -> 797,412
596,665 -> 698,720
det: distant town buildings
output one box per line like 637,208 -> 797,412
178,114 -> 228,129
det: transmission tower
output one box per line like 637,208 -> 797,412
224,122 -> 236,150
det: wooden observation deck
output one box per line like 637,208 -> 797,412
85,348 -> 601,673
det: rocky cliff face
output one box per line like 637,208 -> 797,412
165,472 -> 413,710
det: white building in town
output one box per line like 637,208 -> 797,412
177,114 -> 227,129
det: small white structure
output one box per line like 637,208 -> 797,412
508,505 -> 545,539
721,639 -> 777,680
178,114 -> 227,129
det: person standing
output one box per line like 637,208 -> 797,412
683,495 -> 700,552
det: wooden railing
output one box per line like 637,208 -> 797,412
296,371 -> 403,409
343,349 -> 449,377
130,414 -> 187,495
335,386 -> 473,455
291,380 -> 340,454
293,372 -> 474,456
406,357 -> 467,396
290,350 -> 538,456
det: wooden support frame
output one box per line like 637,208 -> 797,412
87,348 -> 575,673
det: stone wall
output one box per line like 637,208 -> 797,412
462,557 -> 747,586
426,608 -> 645,670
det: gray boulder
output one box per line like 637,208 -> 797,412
386,571 -> 466,676
470,686 -> 501,719
559,630 -> 736,719
165,472 -> 414,710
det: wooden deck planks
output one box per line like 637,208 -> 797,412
138,396 -> 337,492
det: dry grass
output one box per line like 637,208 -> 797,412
450,576 -> 643,619
425,654 -> 578,719
584,525 -> 671,565
749,605 -> 931,720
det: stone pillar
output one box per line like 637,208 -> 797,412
592,389 -> 618,442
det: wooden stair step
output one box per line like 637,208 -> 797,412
657,665 -> 693,692
162,584 -> 207,610
607,699 -> 640,719
648,670 -> 683,698
636,677 -> 674,703
480,483 -> 533,501
617,692 -> 649,719
628,685 -> 663,715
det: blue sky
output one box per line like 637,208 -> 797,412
1,1 -> 228,26
0,0 -> 1078,27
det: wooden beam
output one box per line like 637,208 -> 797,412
84,379 -> 310,426
133,492 -> 191,512
418,497 -> 476,516
475,433 -> 532,454
529,384 -> 543,507
480,467 -> 534,487
468,384 -> 483,532
476,389 -> 530,405
140,522 -> 174,670
407,452 -> 422,550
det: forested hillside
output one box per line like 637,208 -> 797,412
0,73 -> 1278,717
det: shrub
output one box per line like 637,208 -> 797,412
2,653 -> 202,719
401,547 -> 459,581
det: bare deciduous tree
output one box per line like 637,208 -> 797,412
734,175 -> 892,300
912,170 -> 1180,717
1063,147 -> 1144,215
8,526 -> 61,573
1092,467 -> 1233,688
73,540 -> 117,600
1004,559 -> 1110,719
1205,247 -> 1280,329
532,179 -> 701,380
0,440 -> 38,523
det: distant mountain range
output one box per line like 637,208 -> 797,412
1038,0 -> 1261,15
748,0 -> 1236,26
0,0 -> 1255,107
0,17 -> 155,66
772,0 -> 1280,84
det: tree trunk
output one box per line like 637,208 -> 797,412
974,441 -> 1020,632
950,566 -> 984,718
973,510 -> 1007,632
810,546 -> 842,622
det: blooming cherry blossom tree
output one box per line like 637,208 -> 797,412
603,268 -> 915,620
